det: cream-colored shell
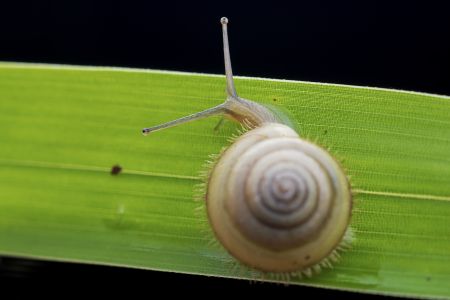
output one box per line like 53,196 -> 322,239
207,123 -> 352,273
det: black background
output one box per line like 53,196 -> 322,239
0,0 -> 448,297
1,1 -> 449,94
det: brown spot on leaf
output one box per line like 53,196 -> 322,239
111,165 -> 122,175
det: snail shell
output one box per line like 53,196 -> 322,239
142,17 -> 352,274
207,123 -> 351,272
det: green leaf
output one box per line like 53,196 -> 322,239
0,62 -> 449,298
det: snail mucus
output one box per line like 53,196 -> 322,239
142,17 -> 353,276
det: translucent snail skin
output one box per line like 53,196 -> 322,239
143,17 -> 352,276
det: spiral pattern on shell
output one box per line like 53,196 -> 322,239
207,123 -> 352,273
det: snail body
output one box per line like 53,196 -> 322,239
143,17 -> 352,275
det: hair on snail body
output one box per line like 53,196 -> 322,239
142,17 -> 353,276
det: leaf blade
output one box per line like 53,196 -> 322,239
0,62 -> 449,298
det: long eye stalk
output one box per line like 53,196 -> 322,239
142,103 -> 226,135
220,17 -> 238,98
142,17 -> 237,135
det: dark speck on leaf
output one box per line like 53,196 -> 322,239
111,165 -> 122,175
273,98 -> 277,102
305,255 -> 310,261
323,129 -> 328,135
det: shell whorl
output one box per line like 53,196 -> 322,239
207,124 -> 352,273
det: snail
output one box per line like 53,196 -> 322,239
142,17 -> 353,276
